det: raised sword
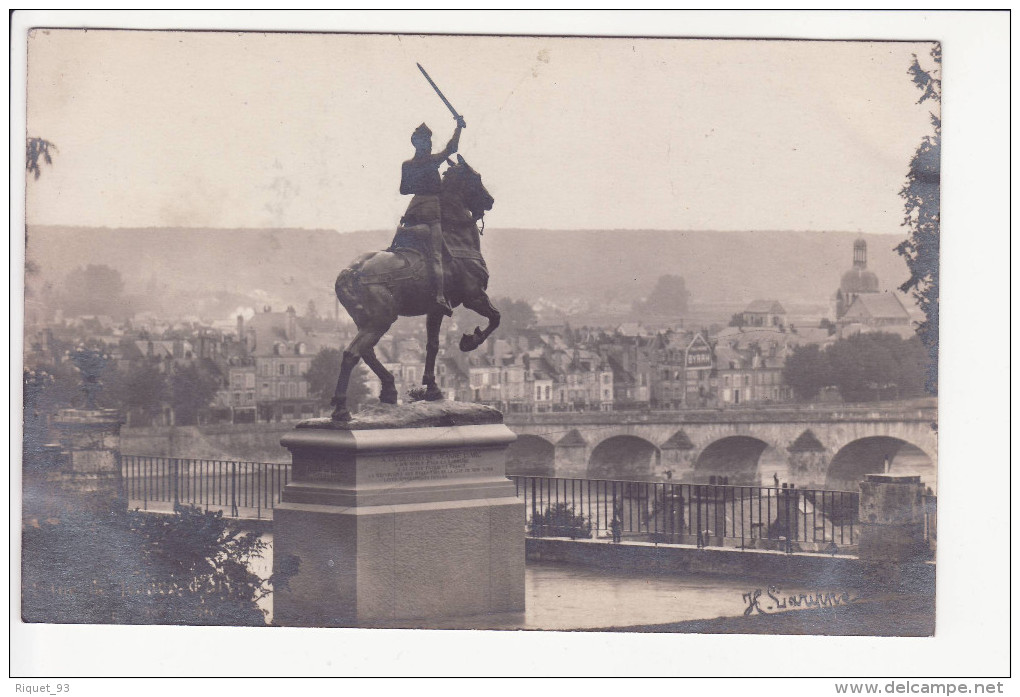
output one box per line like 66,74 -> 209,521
416,63 -> 464,123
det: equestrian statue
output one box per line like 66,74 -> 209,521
329,65 -> 499,422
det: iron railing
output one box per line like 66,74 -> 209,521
120,457 -> 935,556
509,476 -> 862,553
122,455 -> 289,519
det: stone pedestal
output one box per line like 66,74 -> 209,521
48,408 -> 125,514
858,473 -> 928,562
272,402 -> 525,627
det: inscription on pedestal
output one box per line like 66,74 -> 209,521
367,449 -> 492,484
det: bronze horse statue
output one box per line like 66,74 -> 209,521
331,154 -> 498,421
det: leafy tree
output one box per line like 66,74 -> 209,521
26,137 -> 57,180
22,504 -> 275,625
170,360 -> 221,425
783,334 -> 927,403
61,264 -> 126,317
634,275 -> 690,316
895,45 -> 941,394
305,348 -> 371,410
826,333 -> 923,402
827,334 -> 894,402
110,361 -> 168,423
306,348 -> 341,405
491,296 -> 537,334
891,335 -> 929,399
783,344 -> 830,401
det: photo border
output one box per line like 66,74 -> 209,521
9,9 -> 1011,684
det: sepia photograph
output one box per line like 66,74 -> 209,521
11,10 -> 1010,685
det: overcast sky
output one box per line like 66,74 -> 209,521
26,30 -> 937,234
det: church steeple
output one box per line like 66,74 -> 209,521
836,237 -> 880,320
853,238 -> 868,269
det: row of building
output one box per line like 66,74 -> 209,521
25,239 -> 916,423
361,322 -> 803,414
357,237 -> 915,414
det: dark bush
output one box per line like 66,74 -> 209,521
528,502 -> 592,540
22,504 -> 276,626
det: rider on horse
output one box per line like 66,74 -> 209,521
399,116 -> 466,317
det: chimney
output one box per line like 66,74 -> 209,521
286,306 -> 297,341
237,314 -> 245,346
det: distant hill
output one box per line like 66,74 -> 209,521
25,226 -> 916,323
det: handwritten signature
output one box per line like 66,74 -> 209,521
742,585 -> 855,616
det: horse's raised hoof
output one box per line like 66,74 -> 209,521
424,384 -> 444,401
380,385 -> 398,405
459,327 -> 484,352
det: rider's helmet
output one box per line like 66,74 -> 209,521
411,123 -> 432,149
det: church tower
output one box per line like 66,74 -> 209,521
836,237 -> 880,319
853,238 -> 868,268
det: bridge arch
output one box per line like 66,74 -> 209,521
693,436 -> 784,486
826,437 -> 936,491
588,435 -> 660,480
505,434 -> 556,476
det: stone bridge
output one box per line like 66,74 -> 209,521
503,402 -> 938,491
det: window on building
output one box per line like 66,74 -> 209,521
545,386 -> 550,400
278,364 -> 285,375
536,386 -> 542,400
289,364 -> 296,377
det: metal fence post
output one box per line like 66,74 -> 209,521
785,489 -> 793,554
696,485 -> 703,548
530,477 -> 537,534
172,457 -> 180,507
230,460 -> 238,517
143,457 -> 148,511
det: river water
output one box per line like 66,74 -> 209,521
249,535 -> 859,630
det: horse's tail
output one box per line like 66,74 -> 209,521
335,253 -> 374,327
